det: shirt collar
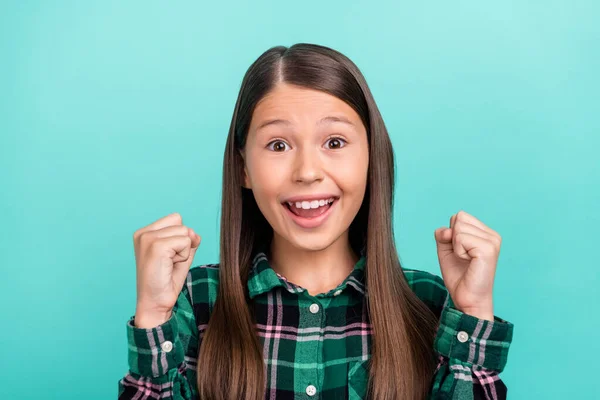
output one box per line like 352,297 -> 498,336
247,249 -> 366,299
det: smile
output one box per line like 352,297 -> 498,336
282,197 -> 338,229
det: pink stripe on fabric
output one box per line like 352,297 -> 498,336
258,329 -> 372,341
186,271 -> 193,302
361,299 -> 368,360
434,354 -> 445,374
146,330 -> 159,377
121,375 -> 171,399
474,368 -> 500,400
468,319 -> 484,364
256,321 -> 371,334
477,321 -> 494,366
122,373 -> 170,390
264,291 -> 274,397
121,358 -> 188,399
269,291 -> 283,400
156,326 -> 168,374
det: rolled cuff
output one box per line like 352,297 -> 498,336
434,306 -> 514,372
126,313 -> 185,378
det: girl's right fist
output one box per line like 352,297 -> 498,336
132,212 -> 201,328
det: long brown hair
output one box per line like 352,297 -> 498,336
197,43 -> 440,400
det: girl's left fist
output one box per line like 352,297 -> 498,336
433,210 -> 502,321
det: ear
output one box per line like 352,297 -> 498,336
239,149 -> 252,189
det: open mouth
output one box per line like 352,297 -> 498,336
281,197 -> 339,229
283,198 -> 337,218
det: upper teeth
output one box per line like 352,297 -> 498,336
287,198 -> 335,209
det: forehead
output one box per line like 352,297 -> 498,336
251,83 -> 362,126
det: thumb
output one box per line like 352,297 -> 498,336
434,227 -> 453,245
434,228 -> 454,259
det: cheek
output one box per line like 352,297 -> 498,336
248,161 -> 288,204
335,156 -> 369,193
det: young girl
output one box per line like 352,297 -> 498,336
118,43 -> 514,400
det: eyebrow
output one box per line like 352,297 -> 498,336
256,115 -> 356,131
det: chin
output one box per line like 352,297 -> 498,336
285,232 -> 338,252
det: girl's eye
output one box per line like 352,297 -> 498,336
267,140 -> 289,152
325,137 -> 347,149
267,138 -> 347,151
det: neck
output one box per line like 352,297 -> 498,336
268,231 -> 359,296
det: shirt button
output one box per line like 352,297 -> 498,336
306,385 -> 317,396
161,340 -> 173,352
309,303 -> 320,314
333,289 -> 342,296
457,331 -> 469,343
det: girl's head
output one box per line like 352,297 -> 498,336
232,44 -> 380,256
199,43 -> 439,400
240,81 -> 369,254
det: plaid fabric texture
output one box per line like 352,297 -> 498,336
119,250 -> 513,399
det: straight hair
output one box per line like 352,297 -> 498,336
197,43 -> 440,400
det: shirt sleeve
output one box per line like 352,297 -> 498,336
117,275 -> 199,400
429,305 -> 514,400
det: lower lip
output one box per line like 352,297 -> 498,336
283,200 -> 337,229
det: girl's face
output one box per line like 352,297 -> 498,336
241,82 -> 369,252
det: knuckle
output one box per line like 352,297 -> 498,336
453,232 -> 460,244
148,239 -> 161,254
172,213 -> 182,224
139,231 -> 151,246
495,237 -> 502,249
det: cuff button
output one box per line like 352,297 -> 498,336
457,331 -> 469,343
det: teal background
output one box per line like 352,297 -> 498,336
1,1 -> 598,398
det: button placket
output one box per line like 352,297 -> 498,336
301,298 -> 323,398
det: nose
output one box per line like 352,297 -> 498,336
291,146 -> 324,184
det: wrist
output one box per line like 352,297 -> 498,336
459,307 -> 494,321
134,306 -> 173,329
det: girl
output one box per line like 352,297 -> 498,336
118,43 -> 514,400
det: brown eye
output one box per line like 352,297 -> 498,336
326,137 -> 347,149
267,140 -> 289,152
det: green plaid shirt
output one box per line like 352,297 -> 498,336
118,251 -> 514,399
